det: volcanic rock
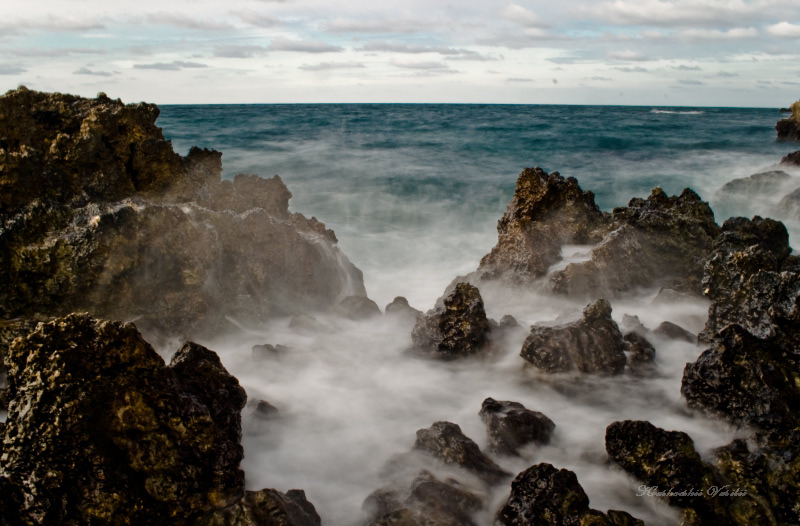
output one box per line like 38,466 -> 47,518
498,315 -> 520,329
652,321 -> 697,343
780,150 -> 800,166
336,295 -> 382,320
385,296 -> 422,321
520,299 -> 627,375
195,489 -> 320,526
623,332 -> 656,376
479,398 -> 555,456
411,283 -> 491,360
776,101 -> 800,141
620,314 -> 647,335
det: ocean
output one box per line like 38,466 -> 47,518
156,104 -> 798,525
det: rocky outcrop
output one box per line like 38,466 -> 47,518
623,332 -> 656,376
776,100 -> 800,141
520,299 -> 627,375
777,186 -> 800,220
0,314 -> 319,525
335,295 -> 381,320
496,463 -> 643,526
479,398 -> 555,457
475,167 -> 610,285
411,283 -> 492,360
652,321 -> 696,343
384,296 -> 422,321
0,88 -> 366,340
717,170 -> 791,196
549,188 -> 720,298
781,150 -> 800,166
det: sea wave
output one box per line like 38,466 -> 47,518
650,109 -> 704,115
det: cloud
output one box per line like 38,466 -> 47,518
7,47 -> 105,58
0,65 -> 26,75
767,21 -> 800,38
590,76 -> 613,81
325,18 -> 427,34
300,61 -> 366,71
230,9 -> 278,28
356,41 -> 494,61
74,67 -> 113,77
390,59 -> 457,74
676,27 -> 759,40
672,64 -> 702,70
606,50 -> 649,62
714,71 -> 739,77
506,77 -> 534,82
678,79 -> 704,85
144,12 -> 233,31
213,45 -> 268,58
593,0 -> 797,28
0,15 -> 104,35
133,60 -> 208,71
500,4 -> 548,28
268,36 -> 342,53
615,66 -> 648,72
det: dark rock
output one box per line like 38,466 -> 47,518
413,421 -> 510,485
620,314 -> 647,336
623,332 -> 656,375
0,313 -> 317,525
682,324 -> 800,432
196,488 -> 321,526
476,167 -> 610,285
498,315 -> 520,329
651,286 -> 703,305
335,295 -> 382,320
250,399 -> 280,419
479,398 -> 555,456
411,283 -> 491,360
385,297 -> 422,321
549,188 -> 721,298
776,101 -> 800,141
717,170 -> 791,196
699,216 -> 799,343
652,321 -> 697,343
777,186 -> 800,220
496,463 -> 642,526
252,344 -> 290,360
780,150 -> 800,166
520,299 -> 627,375
288,314 -> 329,334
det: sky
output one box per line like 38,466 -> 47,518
1,0 -> 799,106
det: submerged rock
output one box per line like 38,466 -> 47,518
411,283 -> 491,360
0,313 -> 317,525
385,296 -> 423,321
479,398 -> 555,456
652,321 -> 697,343
496,463 -> 643,526
520,299 -> 627,375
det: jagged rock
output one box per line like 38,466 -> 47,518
0,88 -> 365,339
196,489 -> 320,526
549,188 -> 721,298
605,420 -> 769,525
0,313 -> 316,525
682,324 -> 800,432
520,299 -> 627,375
413,421 -> 510,485
496,463 -> 643,526
411,283 -> 491,360
623,332 -> 656,376
651,286 -> 703,305
620,314 -> 647,335
652,321 -> 697,343
717,170 -> 791,196
479,398 -> 555,456
385,297 -> 422,321
475,167 -> 610,285
364,471 -> 484,526
249,399 -> 280,419
776,101 -> 800,141
699,216 -> 800,343
336,295 -> 382,320
498,315 -> 520,329
781,150 -> 800,166
777,186 -> 800,220
288,314 -> 329,334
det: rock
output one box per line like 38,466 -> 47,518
479,398 -> 555,456
651,286 -> 703,305
498,315 -> 520,329
413,421 -> 510,485
249,399 -> 280,419
780,150 -> 800,166
682,324 -> 800,432
777,186 -> 800,220
496,463 -> 643,526
411,283 -> 491,360
549,188 -> 721,298
196,489 -> 321,526
623,332 -> 656,376
776,100 -> 800,141
717,170 -> 791,196
0,313 -> 317,525
475,167 -> 610,285
699,216 -> 799,343
0,88 -> 365,339
335,295 -> 382,320
385,296 -> 422,321
520,299 -> 627,375
288,314 -> 329,334
252,344 -> 290,360
620,314 -> 647,335
652,321 -> 697,343
605,420 -> 770,525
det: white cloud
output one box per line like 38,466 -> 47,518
230,10 -> 278,28
133,60 -> 208,71
268,36 -> 342,53
213,45 -> 268,58
0,64 -> 26,75
615,66 -> 648,72
74,66 -> 114,76
325,18 -> 428,34
678,79 -> 704,85
300,61 -> 365,71
606,50 -> 649,61
500,4 -> 548,28
593,0 -> 798,28
767,21 -> 800,38
673,64 -> 702,70
0,15 -> 105,34
144,12 -> 233,31
677,27 -> 758,40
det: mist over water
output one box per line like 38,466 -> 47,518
156,104 -> 797,525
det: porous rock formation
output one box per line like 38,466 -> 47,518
411,283 -> 492,360
479,398 -> 555,457
0,87 -> 366,341
0,314 -> 319,525
776,100 -> 800,141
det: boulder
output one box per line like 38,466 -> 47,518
496,463 -> 643,526
498,315 -> 520,329
195,489 -> 320,526
549,188 -> 721,298
780,150 -> 800,166
520,299 -> 627,375
652,321 -> 697,343
475,167 -> 610,285
776,100 -> 800,141
716,170 -> 791,196
385,296 -> 422,321
777,186 -> 800,220
478,398 -> 555,456
335,295 -> 382,320
620,314 -> 647,335
623,332 -> 656,376
411,283 -> 491,360
0,313 -> 317,525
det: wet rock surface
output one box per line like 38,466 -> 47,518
781,150 -> 800,166
717,170 -> 791,196
652,321 -> 697,343
479,398 -> 555,456
520,299 -> 627,375
335,295 -> 382,320
777,186 -> 800,220
0,313 -> 317,525
776,101 -> 800,141
385,296 -> 422,321
0,88 -> 366,340
411,283 -> 492,360
623,332 -> 656,376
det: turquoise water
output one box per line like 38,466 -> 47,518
158,104 -> 796,307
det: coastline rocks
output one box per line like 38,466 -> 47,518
717,170 -> 791,196
496,463 -> 643,526
479,398 -> 555,456
549,188 -> 721,298
520,299 -> 627,375
776,100 -> 800,141
411,283 -> 491,360
781,150 -> 800,166
475,167 -> 609,285
196,489 -> 321,526
385,296 -> 422,321
0,88 -> 366,340
777,187 -> 800,220
0,314 -> 320,524
652,321 -> 697,343
623,332 -> 657,376
335,295 -> 382,320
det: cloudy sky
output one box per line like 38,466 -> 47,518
2,0 -> 799,106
